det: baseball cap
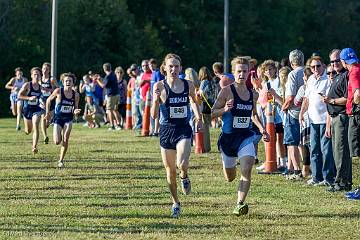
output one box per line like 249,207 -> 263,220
340,48 -> 359,64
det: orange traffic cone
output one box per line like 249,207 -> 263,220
263,99 -> 277,173
125,90 -> 133,130
194,130 -> 205,154
141,90 -> 151,136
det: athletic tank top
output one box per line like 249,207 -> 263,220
14,78 -> 25,92
222,84 -> 253,134
55,88 -> 75,120
24,82 -> 41,107
159,79 -> 191,126
40,77 -> 53,99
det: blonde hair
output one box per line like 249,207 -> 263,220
115,66 -> 124,79
60,72 -> 76,84
262,59 -> 277,80
230,56 -> 249,74
185,68 -> 200,89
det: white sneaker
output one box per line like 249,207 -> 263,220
58,161 -> 65,168
256,164 -> 265,171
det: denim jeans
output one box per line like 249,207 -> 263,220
310,123 -> 335,183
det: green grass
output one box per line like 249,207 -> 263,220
0,118 -> 359,240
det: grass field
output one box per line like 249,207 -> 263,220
0,118 -> 359,240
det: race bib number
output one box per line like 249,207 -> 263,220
42,90 -> 51,97
61,105 -> 73,113
169,106 -> 187,118
28,98 -> 38,105
233,117 -> 250,128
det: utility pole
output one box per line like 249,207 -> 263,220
224,0 -> 229,73
51,0 -> 58,79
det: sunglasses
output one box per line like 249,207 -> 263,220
330,59 -> 341,64
327,71 -> 336,75
310,64 -> 321,69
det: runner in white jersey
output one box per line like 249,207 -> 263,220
5,67 -> 28,131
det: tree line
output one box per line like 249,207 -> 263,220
1,0 -> 359,116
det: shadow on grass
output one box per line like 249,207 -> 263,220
251,212 -> 360,220
0,173 -> 162,182
0,220 -> 225,235
0,191 -> 165,201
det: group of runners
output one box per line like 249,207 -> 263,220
4,49 -> 359,218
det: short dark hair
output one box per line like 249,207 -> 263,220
103,63 -> 112,71
149,58 -> 156,65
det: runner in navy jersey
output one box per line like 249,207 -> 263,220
39,62 -> 57,144
212,57 -> 269,216
45,73 -> 80,168
151,53 -> 203,218
18,67 -> 43,154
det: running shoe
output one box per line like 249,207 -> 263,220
58,160 -> 65,168
345,187 -> 360,198
181,177 -> 191,195
44,137 -> 49,144
233,203 -> 249,216
32,147 -> 38,155
16,125 -> 21,131
170,203 -> 181,218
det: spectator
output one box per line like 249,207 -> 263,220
340,48 -> 360,200
115,66 -> 127,129
323,49 -> 351,192
149,58 -> 164,136
281,50 -> 304,179
97,63 -> 122,130
300,56 -> 335,186
83,95 -> 102,128
294,66 -> 312,178
198,66 -> 216,153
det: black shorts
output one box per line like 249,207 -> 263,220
118,103 -> 126,119
53,116 -> 73,128
275,123 -> 284,133
159,124 -> 192,150
217,130 -> 254,158
23,105 -> 42,120
349,115 -> 360,157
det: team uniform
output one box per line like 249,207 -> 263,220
53,88 -> 75,128
10,78 -> 25,104
218,84 -> 255,168
159,79 -> 192,149
22,82 -> 42,120
40,77 -> 55,111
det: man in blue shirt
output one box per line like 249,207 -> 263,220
97,63 -> 121,130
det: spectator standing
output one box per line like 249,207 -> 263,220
300,56 -> 335,186
115,66 -> 127,128
281,50 -> 304,179
97,63 -> 121,130
340,48 -> 360,200
322,49 -> 351,192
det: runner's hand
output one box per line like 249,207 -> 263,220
74,109 -> 81,115
224,99 -> 234,112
